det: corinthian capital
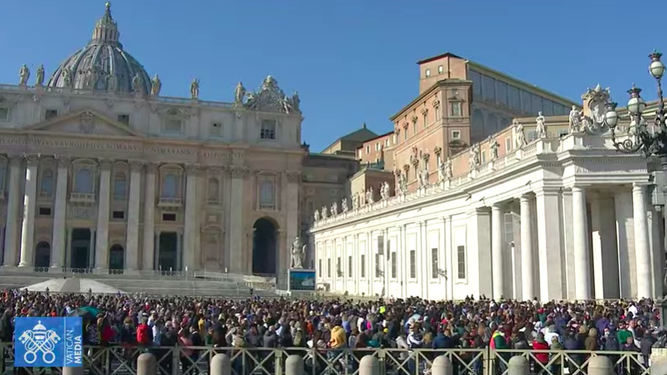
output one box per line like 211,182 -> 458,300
129,160 -> 144,172
54,155 -> 71,168
24,153 -> 40,166
285,170 -> 301,184
145,162 -> 158,174
98,158 -> 113,170
230,166 -> 249,178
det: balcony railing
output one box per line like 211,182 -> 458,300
69,192 -> 95,203
158,197 -> 182,207
37,191 -> 53,202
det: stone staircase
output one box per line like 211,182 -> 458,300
0,272 -> 278,297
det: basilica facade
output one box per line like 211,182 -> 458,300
0,4 -> 305,280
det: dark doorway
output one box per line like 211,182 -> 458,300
34,242 -> 51,268
252,218 -> 277,275
158,232 -> 179,271
71,228 -> 91,269
109,244 -> 125,270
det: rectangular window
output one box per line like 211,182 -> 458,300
391,252 -> 397,279
259,179 -> 275,209
337,257 -> 341,277
348,255 -> 352,277
423,114 -> 428,127
38,207 -> 51,216
162,213 -> 176,221
164,118 -> 182,133
404,129 -> 408,140
505,137 -> 512,152
531,94 -> 542,114
375,143 -> 380,151
375,253 -> 381,278
452,130 -> 461,139
520,90 -> 531,113
496,81 -> 508,106
482,75 -> 496,101
450,102 -> 462,117
0,107 -> 9,122
413,122 -> 417,134
112,210 -> 125,219
45,109 -> 58,120
425,69 -> 431,77
431,248 -> 439,279
469,69 -> 482,98
260,119 -> 277,140
366,145 -> 370,153
409,250 -> 416,279
508,86 -> 521,110
457,245 -> 466,279
360,254 -> 366,278
385,139 -> 390,147
327,258 -> 331,278
117,114 -> 130,125
481,151 -> 486,164
438,65 -> 443,74
318,259 -> 322,276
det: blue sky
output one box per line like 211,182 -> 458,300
0,1 -> 665,152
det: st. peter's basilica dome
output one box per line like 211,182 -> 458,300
46,3 -> 151,94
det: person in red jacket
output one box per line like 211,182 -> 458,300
532,332 -> 550,369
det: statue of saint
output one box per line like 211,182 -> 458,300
290,237 -> 306,269
437,159 -> 446,183
190,78 -> 200,99
151,74 -> 162,96
291,91 -> 301,112
331,201 -> 338,216
568,105 -> 582,134
445,159 -> 453,179
488,136 -> 499,160
19,64 -> 30,86
313,209 -> 320,222
469,144 -> 480,171
513,119 -> 526,148
366,187 -> 375,204
35,65 -> 45,87
132,73 -> 144,94
341,198 -> 349,212
234,82 -> 246,104
418,167 -> 429,188
535,111 -> 547,138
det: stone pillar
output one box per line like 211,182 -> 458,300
632,183 -> 652,298
561,189 -> 576,299
615,190 -> 636,298
51,156 -> 69,268
519,194 -> 534,301
183,164 -> 199,274
572,185 -> 591,300
125,161 -> 142,271
536,188 -> 564,300
94,159 -> 112,269
283,171 -> 300,284
590,195 -> 620,299
3,155 -> 22,267
18,154 -> 39,268
491,204 -> 504,300
142,163 -> 157,271
468,208 -> 492,297
228,166 -> 246,272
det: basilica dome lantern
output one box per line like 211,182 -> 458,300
46,2 -> 151,94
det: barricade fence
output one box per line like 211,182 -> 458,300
0,343 -> 651,375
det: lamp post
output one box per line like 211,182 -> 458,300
605,50 -> 667,329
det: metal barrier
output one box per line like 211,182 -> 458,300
0,343 -> 652,375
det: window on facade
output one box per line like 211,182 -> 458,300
423,114 -> 428,127
404,129 -> 408,140
375,253 -> 381,278
113,172 -> 127,201
73,168 -> 93,193
337,257 -> 341,277
482,75 -> 496,101
391,252 -> 397,279
210,122 -> 222,137
438,65 -> 443,74
470,70 -> 482,98
117,114 -> 130,125
520,90 -> 531,113
207,177 -> 220,204
375,143 -> 379,151
318,259 -> 322,276
496,81 -> 508,106
327,258 -> 331,278
348,255 -> 353,277
481,151 -> 486,164
504,213 -> 514,250
452,130 -> 461,139
457,245 -> 466,279
425,69 -> 431,77
431,248 -> 439,279
360,254 -> 366,278
162,173 -> 178,198
260,119 -> 277,140
0,108 -> 9,122
365,145 -> 370,154
40,169 -> 54,197
385,139 -> 390,147
45,109 -> 58,120
259,180 -> 275,209
413,122 -> 417,134
505,138 -> 512,152
450,102 -> 462,117
164,118 -> 182,133
409,250 -> 416,279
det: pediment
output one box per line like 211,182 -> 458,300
22,109 -> 145,137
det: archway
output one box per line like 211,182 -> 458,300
252,218 -> 277,275
34,242 -> 51,268
109,244 -> 125,271
71,228 -> 91,269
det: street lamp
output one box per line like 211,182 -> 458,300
605,50 -> 667,330
606,51 -> 667,160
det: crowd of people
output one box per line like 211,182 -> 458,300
0,290 -> 661,374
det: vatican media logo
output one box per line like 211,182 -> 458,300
15,317 -> 83,368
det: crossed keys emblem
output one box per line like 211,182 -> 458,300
18,321 -> 61,364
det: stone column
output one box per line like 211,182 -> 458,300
491,204 -> 504,300
142,163 -> 157,271
283,171 -> 300,284
18,154 -> 40,268
536,188 -> 564,301
520,194 -> 534,301
572,186 -> 591,300
590,195 -> 620,299
615,190 -> 636,298
468,208 -> 492,297
125,161 -> 143,271
94,159 -> 112,270
633,183 -> 652,298
51,156 -> 70,268
182,164 -> 199,274
228,166 -> 246,272
3,155 -> 22,267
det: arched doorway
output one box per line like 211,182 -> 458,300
71,228 -> 91,269
109,244 -> 125,271
34,242 -> 51,268
252,218 -> 277,275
